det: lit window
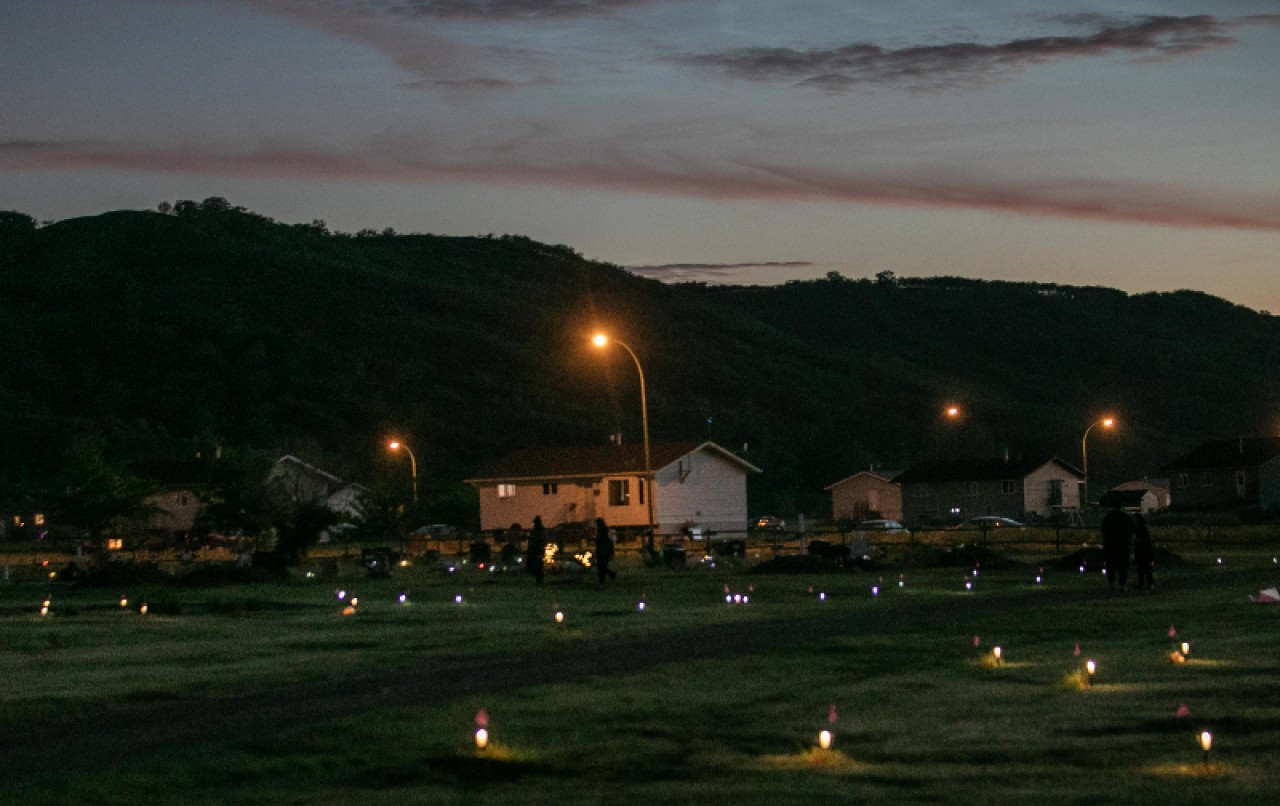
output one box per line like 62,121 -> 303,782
106,537 -> 124,550
542,482 -> 558,495
608,479 -> 631,506
497,484 -> 516,499
34,513 -> 45,525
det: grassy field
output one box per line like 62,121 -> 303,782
2,540 -> 1277,804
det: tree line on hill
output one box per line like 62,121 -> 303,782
2,199 -> 1279,541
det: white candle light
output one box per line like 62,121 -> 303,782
818,730 -> 832,751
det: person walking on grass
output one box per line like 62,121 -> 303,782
1132,513 -> 1155,590
594,517 -> 617,584
1100,504 -> 1134,591
527,516 -> 546,584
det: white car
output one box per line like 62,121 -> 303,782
855,519 -> 908,533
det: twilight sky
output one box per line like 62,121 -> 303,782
3,1 -> 1279,309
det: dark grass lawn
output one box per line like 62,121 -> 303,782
2,548 -> 1277,804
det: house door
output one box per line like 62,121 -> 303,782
1236,471 -> 1248,501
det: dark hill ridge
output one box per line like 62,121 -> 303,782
2,201 -> 1278,521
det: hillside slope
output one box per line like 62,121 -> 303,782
2,201 -> 1277,521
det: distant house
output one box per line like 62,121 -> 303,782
1105,479 -> 1171,513
466,441 -> 760,537
144,486 -> 204,542
825,470 -> 903,523
894,456 -> 1084,525
268,455 -> 367,540
1161,437 -> 1280,511
1098,488 -> 1158,513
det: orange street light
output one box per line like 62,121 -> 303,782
1081,417 -> 1116,506
591,331 -> 654,544
388,440 -> 418,505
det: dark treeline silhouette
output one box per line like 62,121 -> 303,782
2,200 -> 1279,526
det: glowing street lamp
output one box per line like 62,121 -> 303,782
1081,417 -> 1116,505
388,440 -> 418,505
591,332 -> 654,545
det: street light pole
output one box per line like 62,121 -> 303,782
592,333 -> 655,547
1080,417 -> 1115,509
388,440 -> 418,505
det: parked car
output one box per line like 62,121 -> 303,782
751,516 -> 787,532
855,518 -> 909,534
952,516 -> 1025,530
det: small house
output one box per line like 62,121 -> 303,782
825,470 -> 903,523
466,441 -> 760,538
894,456 -> 1084,525
1161,437 -> 1280,511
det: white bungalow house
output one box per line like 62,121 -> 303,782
267,455 -> 367,541
466,441 -> 760,538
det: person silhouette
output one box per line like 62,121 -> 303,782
594,517 -> 617,584
527,516 -> 546,584
1100,505 -> 1134,591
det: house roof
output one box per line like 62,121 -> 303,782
467,441 -> 760,483
1162,437 -> 1280,473
1098,488 -> 1152,509
824,469 -> 903,491
892,456 -> 1082,484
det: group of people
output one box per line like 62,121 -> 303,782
524,515 -> 617,585
1100,506 -> 1155,591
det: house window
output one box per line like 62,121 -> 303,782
637,478 -> 645,505
1049,479 -> 1063,506
542,483 -> 558,495
34,513 -> 45,526
1176,473 -> 1189,489
106,537 -> 124,551
1199,472 -> 1212,487
608,479 -> 631,506
1001,480 -> 1017,494
497,483 -> 516,499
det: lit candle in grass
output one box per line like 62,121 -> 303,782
992,646 -> 1003,664
1199,730 -> 1212,763
120,596 -> 128,608
554,610 -> 565,624
818,730 -> 832,751
1180,642 -> 1190,656
139,602 -> 148,615
1085,659 -> 1096,685
475,728 -> 489,750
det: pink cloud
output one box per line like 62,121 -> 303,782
5,141 -> 1279,232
